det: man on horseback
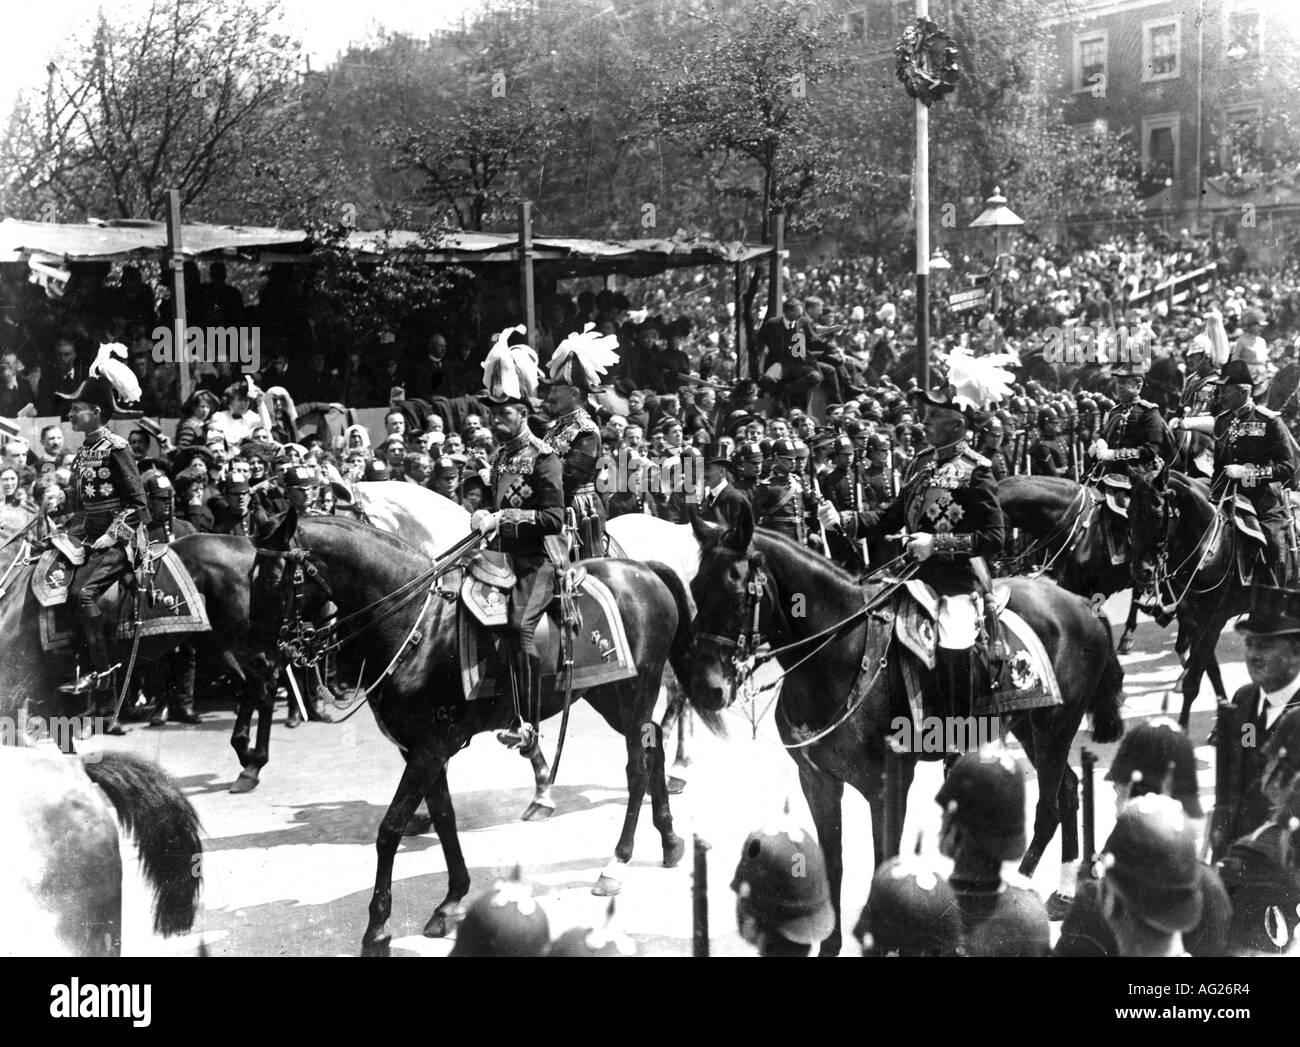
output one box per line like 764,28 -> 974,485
818,379 -> 1005,725
1173,360 -> 1298,584
473,329 -> 565,754
56,358 -> 151,710
542,324 -> 619,560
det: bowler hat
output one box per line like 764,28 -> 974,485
1235,584 -> 1300,636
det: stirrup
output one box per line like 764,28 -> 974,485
496,723 -> 537,752
59,663 -> 121,696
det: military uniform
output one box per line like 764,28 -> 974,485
67,425 -> 150,613
1092,396 -> 1174,479
543,407 -> 605,559
1212,401 -> 1296,577
1218,819 -> 1300,956
1030,435 -> 1069,477
1181,367 -> 1218,416
486,429 -> 566,659
751,470 -> 812,544
949,877 -> 1052,958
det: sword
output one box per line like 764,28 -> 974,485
1081,747 -> 1097,879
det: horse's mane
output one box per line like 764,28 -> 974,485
751,527 -> 861,588
998,474 -> 1079,497
297,514 -> 432,562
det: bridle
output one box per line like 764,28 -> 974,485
694,546 -> 917,748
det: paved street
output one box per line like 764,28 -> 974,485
95,591 -> 1248,958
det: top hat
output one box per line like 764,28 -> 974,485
1235,585 -> 1300,636
703,443 -> 736,470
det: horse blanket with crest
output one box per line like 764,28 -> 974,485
457,551 -> 635,702
30,541 -> 210,651
891,578 -> 1061,727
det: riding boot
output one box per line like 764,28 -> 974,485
169,647 -> 201,724
496,643 -> 539,752
62,603 -> 112,697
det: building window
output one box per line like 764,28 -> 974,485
1227,8 -> 1261,61
1142,19 -> 1180,81
1074,31 -> 1108,93
1224,103 -> 1264,174
1142,115 -> 1180,183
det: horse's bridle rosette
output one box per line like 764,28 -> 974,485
895,17 -> 960,107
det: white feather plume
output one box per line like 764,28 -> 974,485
90,342 -> 142,404
548,323 -> 620,387
482,325 -> 539,402
939,348 -> 1017,411
1203,309 -> 1230,366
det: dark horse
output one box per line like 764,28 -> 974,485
1,532 -> 287,793
250,512 -> 696,956
996,473 -> 1144,651
1127,470 -> 1251,727
687,512 -> 1124,956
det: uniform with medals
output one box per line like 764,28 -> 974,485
542,325 -> 619,559
1089,365 -> 1176,480
57,365 -> 151,702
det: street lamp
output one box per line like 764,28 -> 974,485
969,187 -> 1024,312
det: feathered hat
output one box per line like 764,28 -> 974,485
56,342 -> 143,422
914,349 -> 1018,423
481,325 -> 540,408
543,323 -> 620,401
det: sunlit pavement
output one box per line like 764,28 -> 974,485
94,591 -> 1245,957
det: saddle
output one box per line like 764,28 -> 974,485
456,555 -> 634,702
30,540 -> 210,652
1223,493 -> 1270,585
1091,475 -> 1131,565
891,579 -> 1062,728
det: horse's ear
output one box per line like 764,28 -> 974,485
688,505 -> 722,546
724,502 -> 753,552
265,507 -> 299,550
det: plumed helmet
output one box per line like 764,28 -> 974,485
1102,794 -> 1202,934
56,342 -> 143,422
481,325 -> 540,407
545,323 -> 620,397
935,745 -> 1027,861
450,870 -> 551,958
855,856 -> 963,957
731,819 -> 835,946
1106,718 -> 1203,818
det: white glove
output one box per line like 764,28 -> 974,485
1168,417 -> 1182,430
1087,439 -> 1108,458
907,533 -> 935,561
1095,449 -> 1116,462
474,510 -> 501,537
91,533 -> 115,551
817,501 -> 841,530
1224,463 -> 1250,480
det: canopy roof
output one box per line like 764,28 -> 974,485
0,218 -> 771,277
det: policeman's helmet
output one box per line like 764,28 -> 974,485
1105,718 -> 1203,818
867,433 -> 892,453
935,744 -> 1028,861
1036,407 -> 1060,427
1101,794 -> 1202,934
855,856 -> 963,957
449,870 -> 551,958
731,820 -> 836,946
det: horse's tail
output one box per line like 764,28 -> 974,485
645,560 -> 724,738
83,751 -> 203,937
1088,613 -> 1126,744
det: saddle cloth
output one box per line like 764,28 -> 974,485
33,543 -> 210,652
457,570 -> 635,701
891,579 -> 1061,722
1224,494 -> 1269,585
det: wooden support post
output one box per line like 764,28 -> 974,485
166,189 -> 192,403
518,202 -> 537,346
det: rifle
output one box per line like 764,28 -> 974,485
1081,747 -> 1097,879
852,451 -> 869,567
692,834 -> 710,958
1209,698 -> 1241,864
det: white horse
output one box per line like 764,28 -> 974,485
350,481 -> 469,557
1,745 -> 202,956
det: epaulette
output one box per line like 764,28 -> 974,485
960,446 -> 992,468
103,430 -> 130,450
1136,399 -> 1157,410
1256,404 -> 1280,418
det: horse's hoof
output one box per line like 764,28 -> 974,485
229,770 -> 260,794
667,776 -> 688,795
591,874 -> 623,897
1045,891 -> 1075,921
360,933 -> 391,958
423,912 -> 454,939
402,814 -> 433,837
285,718 -> 302,730
1117,633 -> 1134,655
521,801 -> 555,822
818,937 -> 842,958
663,837 -> 686,868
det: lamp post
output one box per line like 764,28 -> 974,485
968,186 -> 1024,314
